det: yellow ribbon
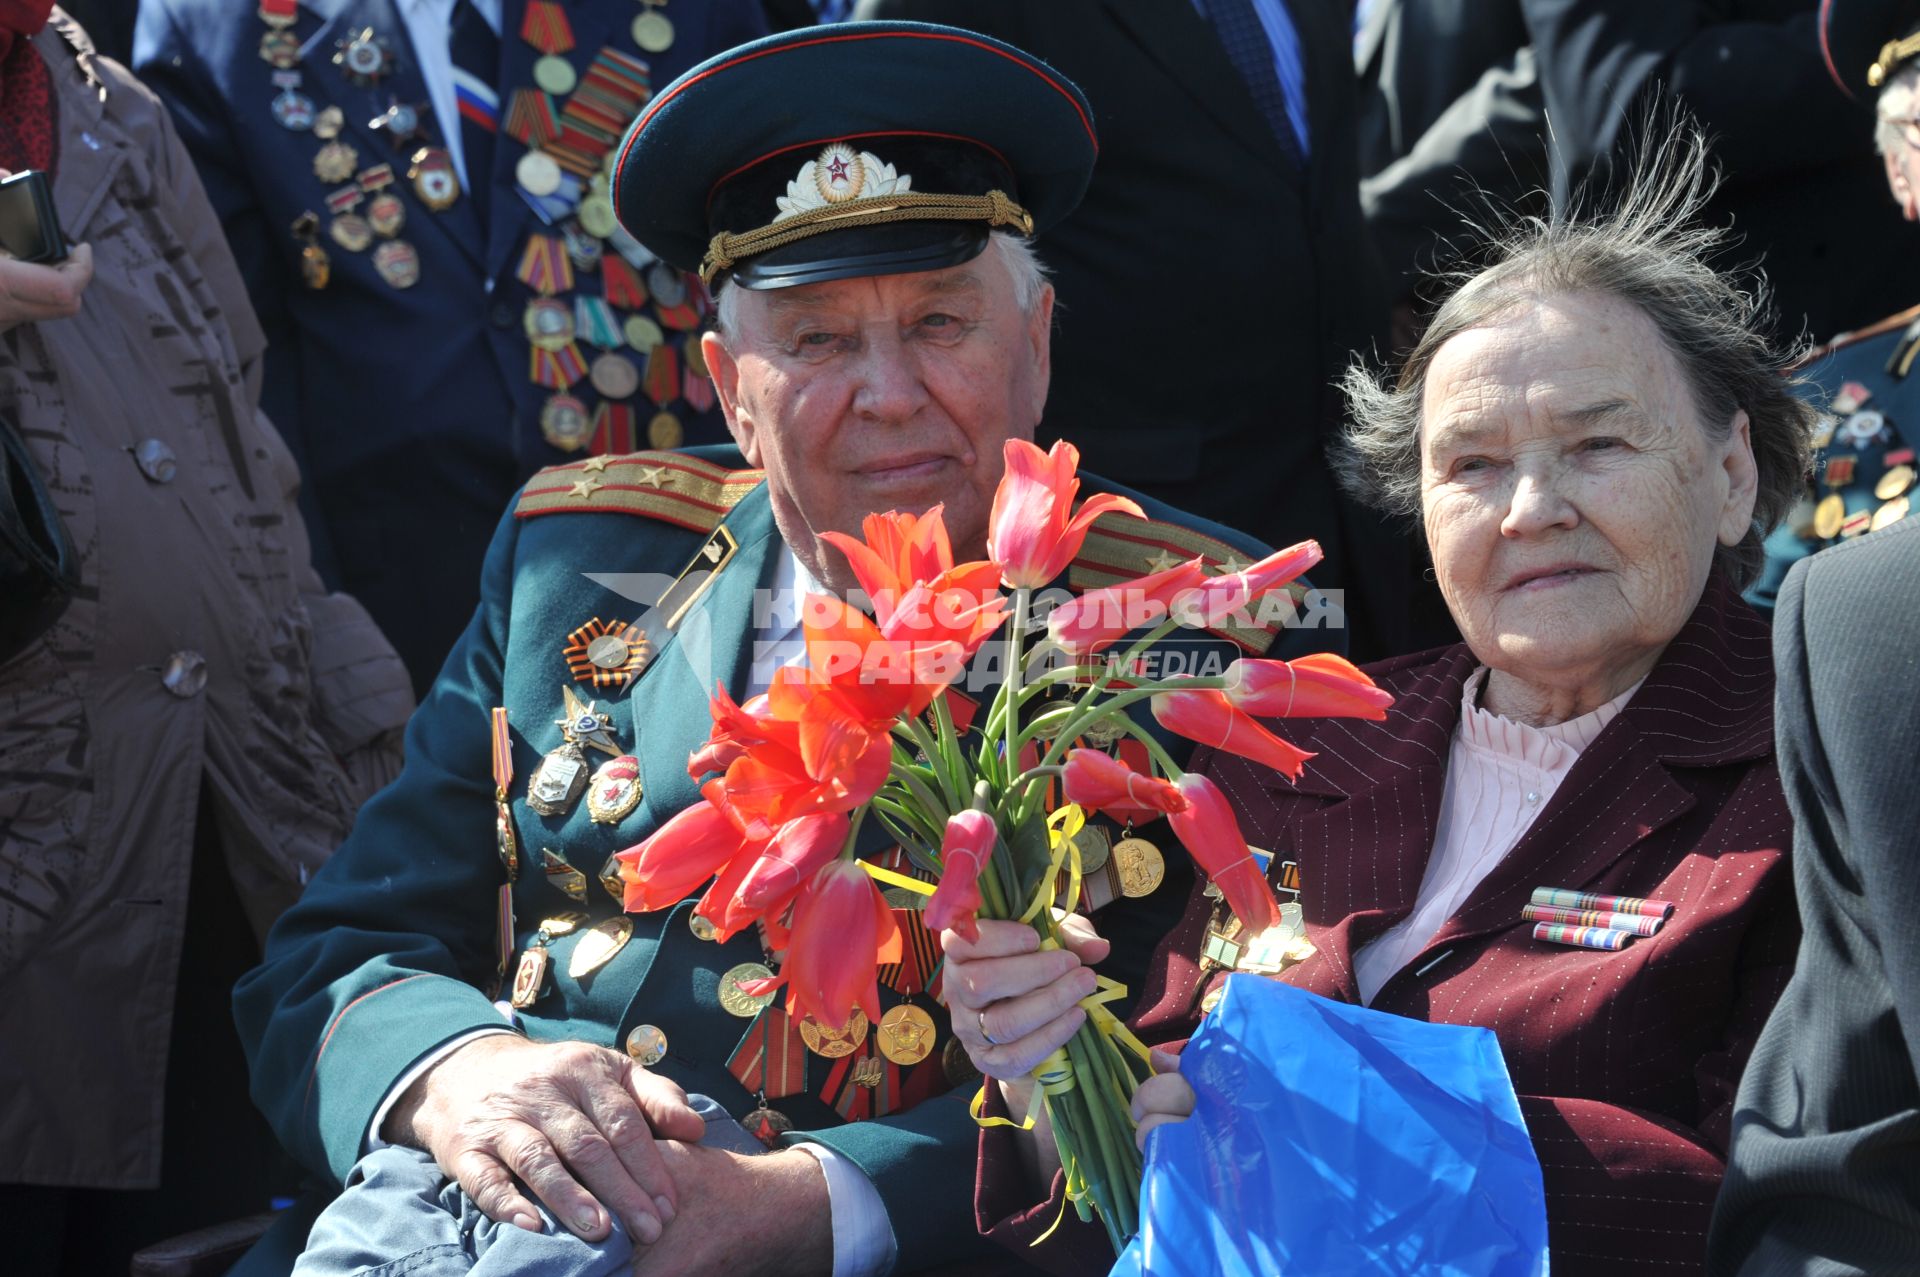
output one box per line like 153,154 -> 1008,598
857,860 -> 936,896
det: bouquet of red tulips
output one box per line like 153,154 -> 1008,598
616,438 -> 1392,1252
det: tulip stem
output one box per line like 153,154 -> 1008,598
1001,587 -> 1031,794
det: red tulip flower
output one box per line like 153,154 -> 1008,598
617,782 -> 763,913
1168,772 -> 1281,936
1151,687 -> 1315,781
1061,748 -> 1191,825
1223,652 -> 1393,721
1176,540 -> 1323,628
687,683 -> 779,779
736,811 -> 852,912
1045,556 -> 1209,654
987,439 -> 1145,589
738,859 -> 902,1030
925,809 -> 996,943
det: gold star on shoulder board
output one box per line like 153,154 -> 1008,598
569,477 -> 605,499
638,465 -> 675,487
1144,549 -> 1182,574
1214,552 -> 1251,575
581,455 -> 612,475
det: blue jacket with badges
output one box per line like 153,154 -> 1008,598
133,0 -> 767,692
231,445 -> 1344,1272
1750,306 -> 1920,614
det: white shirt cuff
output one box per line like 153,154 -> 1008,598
365,1021 -> 517,1152
794,1141 -> 898,1277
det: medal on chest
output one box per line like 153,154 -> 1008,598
527,685 -> 623,816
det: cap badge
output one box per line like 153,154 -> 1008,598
776,144 -> 912,222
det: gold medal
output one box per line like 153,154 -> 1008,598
624,1023 -> 668,1066
258,28 -> 300,68
542,848 -> 590,902
532,53 -> 578,95
851,1054 -> 885,1088
509,945 -> 551,1009
941,1036 -> 981,1087
409,147 -> 460,211
1873,494 -> 1910,531
372,240 -> 420,289
1114,836 -> 1166,898
1068,824 -> 1110,875
314,140 -> 359,183
876,1005 -> 936,1066
1813,492 -> 1847,540
719,962 -> 777,1017
647,410 -> 683,450
632,6 -> 674,52
579,191 -> 618,239
1199,984 -> 1225,1016
624,314 -> 664,353
524,297 -> 575,351
585,754 -> 643,825
328,213 -> 373,252
366,191 -> 406,238
540,394 -> 591,452
517,150 -> 563,197
1876,464 -> 1916,500
313,106 -> 345,140
799,1009 -> 869,1059
598,852 -> 625,904
569,916 -> 634,978
590,352 -> 641,400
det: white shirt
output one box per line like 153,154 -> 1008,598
395,0 -> 501,190
369,545 -> 894,1276
1352,667 -> 1644,1005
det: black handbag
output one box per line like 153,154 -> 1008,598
0,410 -> 79,662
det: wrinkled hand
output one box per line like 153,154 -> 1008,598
385,1035 -> 705,1246
627,1142 -> 831,1277
0,242 -> 91,332
1131,1045 -> 1195,1153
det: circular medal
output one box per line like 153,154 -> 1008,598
299,242 -> 332,290
877,1005 -> 936,1066
718,962 -> 777,1017
579,193 -> 618,239
1876,464 -> 1916,500
570,916 -> 635,978
313,140 -> 359,183
585,754 -> 643,825
272,89 -> 315,130
532,53 -> 578,95
882,887 -> 927,911
590,352 -> 640,400
624,1023 -> 668,1066
372,239 -> 421,289
562,221 -> 604,270
373,101 -> 420,143
258,28 -> 301,68
647,411 -> 683,450
1845,409 -> 1888,445
683,336 -> 708,379
742,1106 -> 794,1148
1813,492 -> 1847,540
587,634 -> 632,670
366,192 -> 406,238
1113,836 -> 1166,898
1199,984 -> 1225,1016
1070,825 -> 1111,875
540,393 -> 592,452
516,150 -> 563,197
340,31 -> 388,81
328,213 -> 373,252
647,262 -> 689,307
409,147 -> 460,210
1873,494 -> 1910,531
689,913 -> 718,941
632,7 -> 674,52
313,106 -> 345,139
524,298 -> 576,351
799,1009 -> 869,1059
941,1036 -> 981,1087
624,314 -> 665,353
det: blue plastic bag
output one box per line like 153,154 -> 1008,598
1110,976 -> 1548,1276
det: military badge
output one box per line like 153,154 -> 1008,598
586,755 -> 643,825
540,394 -> 592,452
563,617 -> 651,692
632,0 -> 674,53
408,147 -> 460,211
372,240 -> 421,289
1832,380 -> 1873,414
270,73 -> 314,130
569,916 -> 634,978
542,848 -> 590,902
314,141 -> 360,185
334,27 -> 392,85
490,708 -> 521,879
775,145 -> 911,222
368,101 -> 426,149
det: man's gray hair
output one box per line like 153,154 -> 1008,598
710,230 -> 1048,338
1875,59 -> 1920,157
1338,118 -> 1819,590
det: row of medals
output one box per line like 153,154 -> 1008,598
1805,390 -> 1916,540
261,4 -> 702,460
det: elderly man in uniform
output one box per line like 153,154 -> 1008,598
231,23 -> 1337,1277
1747,0 -> 1920,612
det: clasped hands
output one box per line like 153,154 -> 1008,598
385,1034 -> 829,1275
940,915 -> 1196,1181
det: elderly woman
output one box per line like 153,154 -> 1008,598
942,131 -> 1814,1276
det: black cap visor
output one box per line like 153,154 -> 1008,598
726,220 -> 990,290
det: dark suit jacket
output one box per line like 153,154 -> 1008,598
1710,520 -> 1920,1275
132,0 -> 766,691
977,573 -> 1798,1275
855,0 -> 1425,660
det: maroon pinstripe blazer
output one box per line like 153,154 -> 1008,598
977,573 -> 1798,1275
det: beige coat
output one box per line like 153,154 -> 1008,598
0,17 -> 413,1189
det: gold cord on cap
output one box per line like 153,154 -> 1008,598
701,189 -> 1036,286
1870,34 -> 1920,86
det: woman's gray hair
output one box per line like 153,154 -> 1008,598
1339,117 -> 1820,590
711,230 -> 1049,337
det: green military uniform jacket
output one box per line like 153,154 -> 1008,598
1751,306 -> 1920,614
234,444 -> 1334,1271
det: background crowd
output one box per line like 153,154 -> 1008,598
2,0 -> 1916,1275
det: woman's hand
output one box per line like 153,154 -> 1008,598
0,243 -> 91,333
1131,1045 -> 1196,1153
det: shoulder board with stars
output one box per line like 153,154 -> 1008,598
514,452 -> 765,532
1068,509 -> 1291,655
1794,302 -> 1920,368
